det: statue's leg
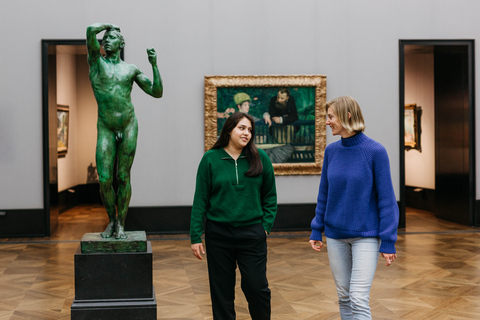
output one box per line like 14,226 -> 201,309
115,119 -> 138,239
96,126 -> 117,238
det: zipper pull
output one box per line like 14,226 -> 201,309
235,160 -> 239,185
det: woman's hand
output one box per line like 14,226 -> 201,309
309,240 -> 324,252
381,252 -> 397,266
191,243 -> 205,260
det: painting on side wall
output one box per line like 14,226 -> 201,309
57,105 -> 69,158
405,103 -> 422,152
204,75 -> 327,175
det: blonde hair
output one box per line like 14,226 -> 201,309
326,96 -> 365,133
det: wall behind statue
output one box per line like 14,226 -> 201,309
75,53 -> 97,186
56,52 -> 79,192
2,0 -> 480,210
404,52 -> 435,190
55,50 -> 97,192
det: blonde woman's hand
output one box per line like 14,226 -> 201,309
191,243 -> 205,260
381,252 -> 397,266
309,240 -> 324,252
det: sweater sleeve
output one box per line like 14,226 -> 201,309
260,150 -> 277,233
190,154 -> 212,244
310,148 -> 329,242
372,147 -> 399,253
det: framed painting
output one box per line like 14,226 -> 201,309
57,105 -> 69,157
404,103 -> 422,151
204,75 -> 327,175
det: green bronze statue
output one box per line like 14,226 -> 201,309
86,23 -> 163,239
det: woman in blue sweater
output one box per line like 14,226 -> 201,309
309,96 -> 398,319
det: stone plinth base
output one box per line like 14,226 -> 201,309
71,234 -> 156,319
70,289 -> 156,320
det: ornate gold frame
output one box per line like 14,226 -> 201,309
404,103 -> 422,151
204,75 -> 327,175
57,105 -> 70,158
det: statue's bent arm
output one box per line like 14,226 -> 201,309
134,48 -> 163,98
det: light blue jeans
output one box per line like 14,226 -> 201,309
326,237 -> 381,320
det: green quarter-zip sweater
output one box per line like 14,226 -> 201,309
190,148 -> 277,244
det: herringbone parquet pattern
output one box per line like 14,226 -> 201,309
0,205 -> 479,319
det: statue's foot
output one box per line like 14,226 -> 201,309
115,222 -> 127,239
101,222 -> 115,238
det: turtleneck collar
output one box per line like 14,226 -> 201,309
340,132 -> 366,147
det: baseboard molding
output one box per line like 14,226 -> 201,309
126,203 -> 316,235
59,184 -> 102,214
405,186 -> 436,212
272,203 -> 316,231
12,199 -> 466,238
0,209 -> 45,238
398,201 -> 404,229
405,189 -> 480,226
475,200 -> 480,226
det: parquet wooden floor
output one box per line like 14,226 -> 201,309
1,205 -> 480,319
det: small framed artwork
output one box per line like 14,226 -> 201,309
204,75 -> 327,175
404,103 -> 422,151
57,105 -> 69,157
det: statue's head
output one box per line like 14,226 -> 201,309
102,28 -> 125,52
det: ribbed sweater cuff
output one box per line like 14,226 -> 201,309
379,240 -> 396,254
310,229 -> 323,242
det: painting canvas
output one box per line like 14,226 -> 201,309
405,103 -> 421,150
205,75 -> 327,175
57,105 -> 69,157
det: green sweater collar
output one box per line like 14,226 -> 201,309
220,148 -> 247,160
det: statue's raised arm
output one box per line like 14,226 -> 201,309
134,48 -> 163,98
86,23 -> 121,64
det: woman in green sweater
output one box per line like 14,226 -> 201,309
191,112 -> 277,320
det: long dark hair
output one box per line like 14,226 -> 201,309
211,112 -> 263,177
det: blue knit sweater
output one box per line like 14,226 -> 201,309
310,132 -> 399,254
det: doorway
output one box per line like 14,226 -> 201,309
42,40 -> 109,236
399,40 -> 476,228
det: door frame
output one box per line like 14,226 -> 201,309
398,39 -> 476,228
42,39 -> 87,236
42,39 -> 123,236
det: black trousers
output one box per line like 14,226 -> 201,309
205,219 -> 271,320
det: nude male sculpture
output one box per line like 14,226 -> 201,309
86,23 -> 163,239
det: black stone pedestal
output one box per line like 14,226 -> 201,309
71,240 -> 156,319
